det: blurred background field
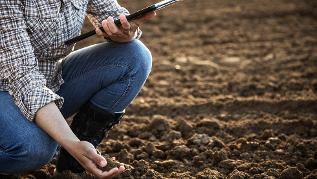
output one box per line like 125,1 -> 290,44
20,0 -> 317,178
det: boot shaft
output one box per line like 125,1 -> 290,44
56,103 -> 124,173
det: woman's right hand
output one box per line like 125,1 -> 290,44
64,140 -> 125,178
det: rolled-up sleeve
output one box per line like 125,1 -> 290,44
0,0 -> 63,121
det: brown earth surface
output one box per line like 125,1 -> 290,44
7,0 -> 317,178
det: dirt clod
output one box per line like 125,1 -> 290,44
228,169 -> 250,179
305,158 -> 317,171
279,167 -> 303,179
196,168 -> 223,179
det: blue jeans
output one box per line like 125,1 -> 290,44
0,40 -> 152,173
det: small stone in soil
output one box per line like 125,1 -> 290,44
228,169 -> 250,179
196,168 -> 223,179
188,134 -> 211,146
175,119 -> 193,138
305,158 -> 317,170
168,145 -> 192,159
279,167 -> 303,179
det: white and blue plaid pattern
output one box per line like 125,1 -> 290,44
0,0 -> 129,121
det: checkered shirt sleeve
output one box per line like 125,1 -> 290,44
0,0 -> 63,121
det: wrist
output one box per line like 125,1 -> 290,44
60,139 -> 81,156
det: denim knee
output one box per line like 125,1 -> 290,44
123,40 -> 152,78
26,140 -> 58,170
0,136 -> 58,173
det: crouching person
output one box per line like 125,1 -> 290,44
0,0 -> 155,178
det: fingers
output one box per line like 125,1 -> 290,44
69,141 -> 126,179
96,28 -> 108,37
119,163 -> 125,171
81,156 -> 105,177
103,167 -> 121,178
103,164 -> 125,178
83,159 -> 124,179
102,16 -> 121,36
98,12 -> 157,43
118,165 -> 125,173
100,16 -> 131,42
84,147 -> 107,167
102,19 -> 113,36
83,149 -> 125,178
119,14 -> 131,32
107,16 -> 120,34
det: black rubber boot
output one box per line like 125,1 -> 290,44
56,103 -> 124,173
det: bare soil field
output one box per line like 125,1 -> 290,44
9,0 -> 317,178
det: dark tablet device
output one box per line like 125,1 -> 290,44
64,0 -> 180,45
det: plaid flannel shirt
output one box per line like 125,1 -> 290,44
0,0 -> 130,121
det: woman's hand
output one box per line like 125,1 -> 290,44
96,12 -> 156,43
35,102 -> 125,178
64,140 -> 125,179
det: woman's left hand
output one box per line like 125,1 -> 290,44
96,12 -> 156,43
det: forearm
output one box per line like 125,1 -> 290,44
34,102 -> 118,177
35,102 -> 79,151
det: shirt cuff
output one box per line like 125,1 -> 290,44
8,72 -> 64,121
134,27 -> 142,39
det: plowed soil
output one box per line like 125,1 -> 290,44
10,0 -> 317,178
